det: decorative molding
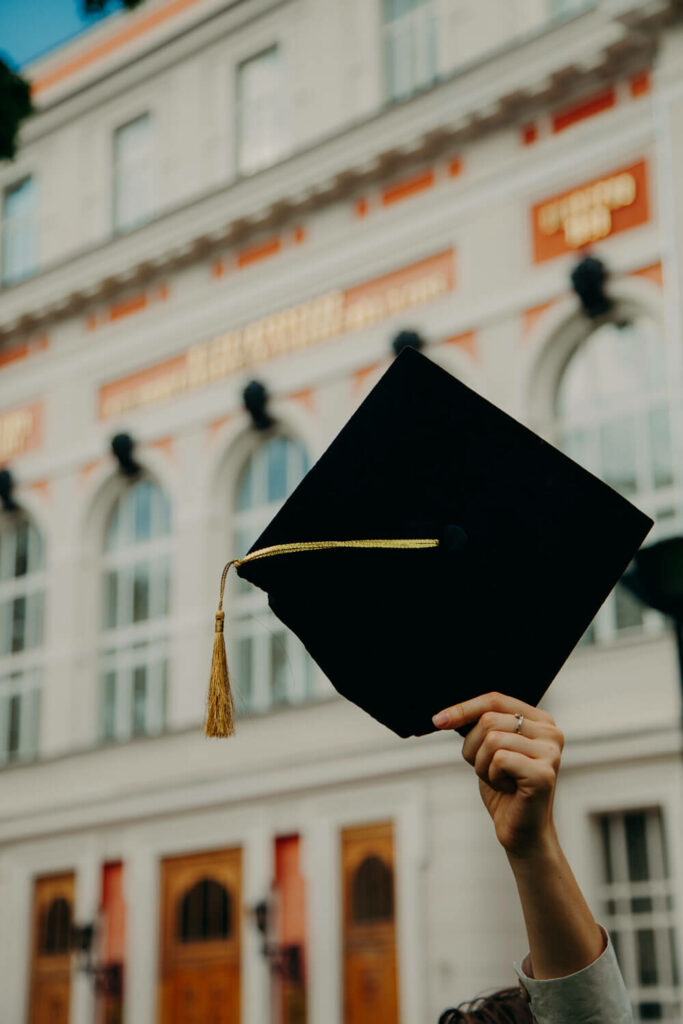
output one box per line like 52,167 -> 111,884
0,4 -> 668,344
0,719 -> 678,844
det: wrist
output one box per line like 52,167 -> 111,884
505,824 -> 561,870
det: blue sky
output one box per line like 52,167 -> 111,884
0,0 -> 124,68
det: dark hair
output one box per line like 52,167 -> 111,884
439,986 -> 533,1024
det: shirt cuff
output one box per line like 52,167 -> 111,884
513,926 -> 633,1024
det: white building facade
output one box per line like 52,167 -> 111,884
0,1 -> 682,1022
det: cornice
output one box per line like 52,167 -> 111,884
0,1 -> 673,344
0,718 -> 678,845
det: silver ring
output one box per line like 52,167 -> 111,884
514,713 -> 524,734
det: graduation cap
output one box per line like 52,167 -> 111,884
206,348 -> 653,738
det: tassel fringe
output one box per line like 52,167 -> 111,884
205,602 -> 236,736
205,540 -> 440,737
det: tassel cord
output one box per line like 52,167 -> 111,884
206,539 -> 439,738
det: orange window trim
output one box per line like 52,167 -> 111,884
521,123 -> 538,146
209,414 -> 232,437
352,364 -> 380,392
442,330 -> 476,358
523,300 -> 555,337
0,334 -> 49,369
382,169 -> 435,207
109,292 -> 147,322
152,437 -> 174,456
551,88 -> 616,134
237,237 -> 281,269
0,342 -> 29,369
290,388 -> 314,412
32,0 -> 208,95
80,459 -> 101,483
631,262 -> 663,287
30,479 -> 50,498
630,71 -> 651,98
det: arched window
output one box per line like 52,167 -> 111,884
0,514 -> 44,764
556,316 -> 680,641
100,478 -> 171,741
232,437 -> 313,711
39,897 -> 71,955
177,878 -> 231,943
351,856 -> 394,924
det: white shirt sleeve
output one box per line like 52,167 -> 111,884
513,926 -> 633,1024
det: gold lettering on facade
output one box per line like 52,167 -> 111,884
99,254 -> 454,419
0,408 -> 35,462
538,172 -> 637,248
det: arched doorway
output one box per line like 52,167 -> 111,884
29,874 -> 74,1024
342,822 -> 399,1024
158,849 -> 241,1024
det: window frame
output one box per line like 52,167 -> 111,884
235,44 -> 289,178
0,514 -> 45,766
382,0 -> 439,104
552,312 -> 682,647
1,175 -> 39,286
99,478 -> 172,743
112,111 -> 157,235
595,807 -> 681,1021
548,0 -> 594,18
230,435 -> 317,713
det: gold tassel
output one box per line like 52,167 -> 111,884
204,540 -> 440,737
205,562 -> 236,737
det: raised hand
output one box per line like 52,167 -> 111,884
432,692 -> 564,858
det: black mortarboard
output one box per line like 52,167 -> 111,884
206,347 -> 652,738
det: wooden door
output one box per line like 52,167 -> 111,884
342,822 -> 399,1024
28,873 -> 74,1024
158,848 -> 241,1024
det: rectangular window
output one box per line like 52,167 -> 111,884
383,0 -> 437,103
101,669 -> 117,741
98,641 -> 167,743
0,675 -> 40,764
113,113 -> 155,232
237,47 -> 288,176
132,664 -> 147,736
236,636 -> 253,710
549,0 -> 589,15
2,177 -> 38,285
596,809 -> 681,1021
270,631 -> 288,707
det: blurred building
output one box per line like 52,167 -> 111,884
0,1 -> 682,1022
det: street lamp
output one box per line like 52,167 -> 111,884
69,922 -> 124,1000
621,535 -> 683,716
251,898 -> 303,983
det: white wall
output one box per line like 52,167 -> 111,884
0,2 -> 682,1022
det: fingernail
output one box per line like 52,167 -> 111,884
432,711 -> 451,728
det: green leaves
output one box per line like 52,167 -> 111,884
0,1 -> 149,161
0,58 -> 33,161
83,0 -> 146,11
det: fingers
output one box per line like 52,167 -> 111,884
473,730 -> 560,785
432,691 -> 554,731
462,711 -> 560,765
487,749 -> 558,793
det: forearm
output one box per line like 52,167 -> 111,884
507,826 -> 605,980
